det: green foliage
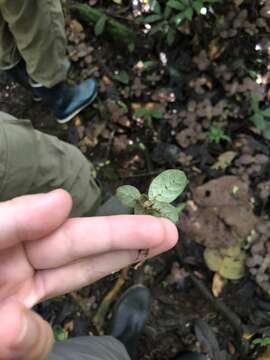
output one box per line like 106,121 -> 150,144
250,96 -> 270,140
253,337 -> 270,347
116,185 -> 141,207
53,325 -> 69,341
113,70 -> 130,84
134,107 -> 163,126
94,14 -> 107,36
116,169 -> 188,223
143,0 -> 221,46
208,126 -> 231,144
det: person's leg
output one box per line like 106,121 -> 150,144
0,0 -> 97,124
0,0 -> 67,87
0,10 -> 20,70
48,336 -> 131,360
0,111 -> 101,217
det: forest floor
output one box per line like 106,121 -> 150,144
0,1 -> 270,359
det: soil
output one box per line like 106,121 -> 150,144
1,0 -> 270,359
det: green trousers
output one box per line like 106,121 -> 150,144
0,111 -> 101,217
0,0 -> 67,87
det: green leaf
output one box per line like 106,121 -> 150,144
152,200 -> 179,223
151,0 -> 161,14
167,0 -> 186,11
173,12 -> 185,26
263,124 -> 270,140
144,14 -> 163,23
253,337 -> 270,346
134,108 -> 148,118
113,70 -> 130,85
166,27 -> 176,46
176,202 -> 186,215
251,95 -> 259,113
150,22 -> 164,35
94,15 -> 107,36
148,169 -> 188,203
53,326 -> 68,342
251,113 -> 267,130
262,107 -> 270,117
164,5 -> 173,19
193,0 -> 204,14
116,185 -> 141,207
183,7 -> 194,21
150,108 -> 164,119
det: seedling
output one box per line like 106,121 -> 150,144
134,107 -> 163,127
250,96 -> 270,140
142,0 -> 221,46
208,126 -> 231,144
116,169 -> 188,223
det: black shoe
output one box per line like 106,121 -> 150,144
6,59 -> 29,88
109,285 -> 151,360
174,352 -> 207,360
5,60 -> 41,101
31,79 -> 97,124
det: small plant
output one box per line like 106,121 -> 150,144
53,325 -> 69,341
253,337 -> 270,347
134,107 -> 163,126
208,126 -> 231,144
143,0 -> 220,45
250,96 -> 270,140
116,169 -> 188,223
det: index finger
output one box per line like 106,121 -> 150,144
26,215 -> 179,269
0,190 -> 72,250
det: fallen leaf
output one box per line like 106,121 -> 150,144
212,151 -> 237,170
204,242 -> 247,280
256,346 -> 270,360
69,19 -> 84,33
212,272 -> 226,297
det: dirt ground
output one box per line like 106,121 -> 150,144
1,0 -> 270,358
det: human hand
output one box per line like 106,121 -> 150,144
0,189 -> 178,360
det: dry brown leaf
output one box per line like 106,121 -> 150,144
212,272 -> 226,297
212,151 -> 237,170
74,115 -> 82,127
208,38 -> 225,61
64,320 -> 74,333
101,75 -> 113,86
256,347 -> 270,360
69,19 -> 84,34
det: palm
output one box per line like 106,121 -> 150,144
0,243 -> 36,307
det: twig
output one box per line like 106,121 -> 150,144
105,129 -> 116,160
120,169 -> 163,179
189,273 -> 249,359
93,267 -> 129,334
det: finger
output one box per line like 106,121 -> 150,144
0,300 -> 54,360
0,189 -> 72,250
26,216 -> 178,269
33,231 -> 178,303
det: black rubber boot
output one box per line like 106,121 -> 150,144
6,59 -> 30,89
31,79 -> 97,124
109,285 -> 151,360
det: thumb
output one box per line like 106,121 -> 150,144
0,300 -> 54,360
